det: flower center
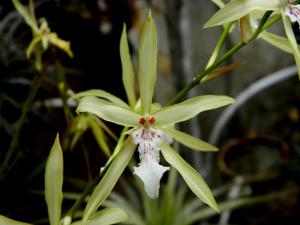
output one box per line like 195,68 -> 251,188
139,115 -> 155,126
132,126 -> 163,162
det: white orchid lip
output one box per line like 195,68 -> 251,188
285,1 -> 300,26
132,116 -> 169,199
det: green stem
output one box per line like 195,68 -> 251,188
166,11 -> 276,106
206,22 -> 234,69
251,11 -> 273,40
0,74 -> 43,173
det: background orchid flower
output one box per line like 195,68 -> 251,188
204,0 -> 300,78
12,0 -> 73,59
76,11 -> 234,221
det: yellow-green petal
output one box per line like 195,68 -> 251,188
281,10 -> 300,79
160,127 -> 218,152
259,31 -> 296,53
72,208 -> 128,225
138,11 -> 158,114
77,96 -> 140,127
204,0 -> 281,28
0,215 -> 32,225
26,35 -> 43,58
153,95 -> 234,126
72,89 -> 129,108
120,24 -> 136,108
12,0 -> 39,33
48,33 -> 74,58
82,138 -> 136,224
45,134 -> 63,225
160,142 -> 219,212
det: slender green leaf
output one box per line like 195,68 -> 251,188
160,143 -> 219,212
103,192 -> 147,225
153,95 -> 234,126
204,0 -> 280,28
120,24 -> 136,108
0,215 -> 32,225
45,134 -> 63,225
72,208 -> 128,225
72,89 -> 129,108
281,10 -> 300,79
138,11 -> 158,114
77,96 -> 140,127
82,138 -> 136,224
160,127 -> 218,152
48,33 -> 74,58
12,0 -> 39,33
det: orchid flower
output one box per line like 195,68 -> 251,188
76,12 -> 234,215
205,0 -> 300,78
12,0 -> 73,60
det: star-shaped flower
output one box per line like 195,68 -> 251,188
76,12 -> 234,212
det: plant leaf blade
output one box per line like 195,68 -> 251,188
45,134 -> 63,225
0,215 -> 32,225
72,208 -> 128,225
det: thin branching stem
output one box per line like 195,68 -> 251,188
166,11 -> 276,106
0,74 -> 43,173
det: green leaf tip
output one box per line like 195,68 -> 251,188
45,133 -> 63,225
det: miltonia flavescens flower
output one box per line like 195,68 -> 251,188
205,0 -> 300,78
75,12 -> 234,215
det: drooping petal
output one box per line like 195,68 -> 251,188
72,89 -> 130,108
82,138 -> 136,224
204,0 -> 281,28
120,24 -> 136,108
160,142 -> 219,212
138,11 -> 158,114
259,31 -> 299,53
153,95 -> 234,126
77,96 -> 140,127
282,9 -> 300,78
134,157 -> 169,199
160,127 -> 218,152
48,33 -> 74,58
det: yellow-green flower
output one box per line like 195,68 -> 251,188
205,0 -> 300,78
76,12 -> 234,215
12,0 -> 73,59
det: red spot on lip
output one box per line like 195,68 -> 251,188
149,116 -> 155,125
139,117 -> 146,125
